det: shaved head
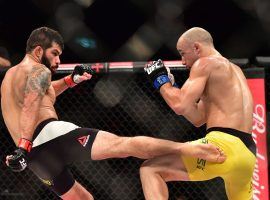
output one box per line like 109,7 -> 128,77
176,27 -> 217,68
179,27 -> 213,46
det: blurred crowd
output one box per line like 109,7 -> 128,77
0,46 -> 10,68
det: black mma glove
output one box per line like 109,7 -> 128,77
64,64 -> 95,87
6,138 -> 32,172
72,64 -> 96,82
144,59 -> 178,89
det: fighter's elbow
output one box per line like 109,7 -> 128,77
171,103 -> 186,115
193,121 -> 205,127
191,115 -> 206,127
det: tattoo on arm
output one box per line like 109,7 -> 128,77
25,65 -> 51,96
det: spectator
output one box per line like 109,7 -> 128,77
0,46 -> 11,68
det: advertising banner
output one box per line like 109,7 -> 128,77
248,78 -> 269,200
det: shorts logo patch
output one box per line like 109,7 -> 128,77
196,158 -> 206,170
196,138 -> 208,170
201,138 -> 208,144
77,135 -> 90,147
39,178 -> 53,186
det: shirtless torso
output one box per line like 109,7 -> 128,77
189,55 -> 253,133
1,56 -> 57,145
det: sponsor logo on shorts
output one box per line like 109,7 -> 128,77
196,138 -> 208,170
196,158 -> 206,170
77,135 -> 90,147
201,138 -> 208,144
39,178 -> 53,186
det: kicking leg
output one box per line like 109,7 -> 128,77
91,131 -> 226,163
91,131 -> 182,160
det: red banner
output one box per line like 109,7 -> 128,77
248,78 -> 269,200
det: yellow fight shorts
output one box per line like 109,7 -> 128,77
181,127 -> 256,200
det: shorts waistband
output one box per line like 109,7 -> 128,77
206,127 -> 256,156
33,118 -> 58,141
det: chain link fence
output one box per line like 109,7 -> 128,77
0,67 -> 262,200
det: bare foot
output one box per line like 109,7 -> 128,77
181,143 -> 226,163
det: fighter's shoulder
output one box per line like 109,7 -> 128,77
191,57 -> 214,75
5,65 -> 16,73
31,64 -> 51,74
27,64 -> 51,81
197,56 -> 224,66
194,56 -> 227,72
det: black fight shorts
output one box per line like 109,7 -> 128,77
28,118 -> 99,196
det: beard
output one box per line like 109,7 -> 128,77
41,54 -> 57,74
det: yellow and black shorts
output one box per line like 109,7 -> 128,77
181,127 -> 256,200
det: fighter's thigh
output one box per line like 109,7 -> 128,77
141,154 -> 190,181
223,155 -> 255,200
61,181 -> 94,200
91,131 -> 129,160
223,177 -> 253,200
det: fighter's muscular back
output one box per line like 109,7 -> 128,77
197,56 -> 253,133
1,57 -> 57,145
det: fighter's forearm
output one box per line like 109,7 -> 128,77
160,84 -> 206,126
51,76 -> 70,96
52,65 -> 95,96
160,83 -> 184,114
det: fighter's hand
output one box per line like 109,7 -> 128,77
72,64 -> 95,83
6,138 -> 32,172
144,59 -> 177,89
165,65 -> 178,87
64,64 -> 95,87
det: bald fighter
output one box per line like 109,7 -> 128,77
142,27 -> 256,200
1,27 -> 225,200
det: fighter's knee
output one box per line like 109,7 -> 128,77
61,181 -> 94,200
140,159 -> 155,174
141,159 -> 152,167
62,195 -> 94,200
140,159 -> 174,182
61,190 -> 94,200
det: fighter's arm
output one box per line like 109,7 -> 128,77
5,65 -> 50,172
51,78 -> 69,96
160,61 -> 209,127
51,64 -> 94,96
20,65 -> 51,141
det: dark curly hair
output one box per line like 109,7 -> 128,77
26,27 -> 64,53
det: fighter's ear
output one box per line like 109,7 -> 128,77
32,45 -> 44,58
193,42 -> 201,55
